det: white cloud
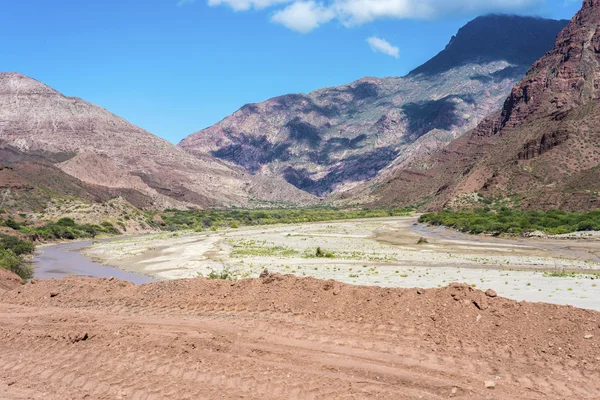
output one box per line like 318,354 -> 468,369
208,0 -> 291,11
334,0 -> 543,25
367,36 -> 399,58
271,1 -> 335,33
205,0 -> 543,31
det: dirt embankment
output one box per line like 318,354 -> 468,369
1,274 -> 599,399
0,269 -> 23,291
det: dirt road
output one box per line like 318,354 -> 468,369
1,275 -> 599,399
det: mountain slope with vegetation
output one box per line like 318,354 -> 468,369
179,15 -> 567,197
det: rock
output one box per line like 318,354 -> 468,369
261,272 -> 284,284
259,269 -> 270,278
472,299 -> 489,310
49,291 -> 59,298
584,334 -> 593,339
416,289 -> 423,295
451,387 -> 457,395
527,230 -> 547,238
484,380 -> 496,389
70,332 -> 89,343
485,289 -> 497,298
152,214 -> 165,225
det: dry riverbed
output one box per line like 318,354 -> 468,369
82,216 -> 600,310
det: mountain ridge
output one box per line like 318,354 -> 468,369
179,15 -> 568,197
0,72 -> 314,211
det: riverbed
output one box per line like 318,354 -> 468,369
53,215 -> 600,310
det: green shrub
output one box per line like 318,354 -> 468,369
56,217 -> 76,227
155,207 -> 414,232
315,247 -> 324,257
0,234 -> 35,256
419,208 -> 600,236
2,219 -> 21,230
19,219 -> 121,241
0,249 -> 33,280
205,266 -> 238,280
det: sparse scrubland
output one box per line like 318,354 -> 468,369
419,208 -> 600,235
2,217 -> 120,240
154,207 -> 413,231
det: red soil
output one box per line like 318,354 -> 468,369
0,274 -> 599,399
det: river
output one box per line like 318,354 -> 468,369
33,240 -> 156,284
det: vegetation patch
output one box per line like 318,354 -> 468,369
0,234 -> 35,280
15,218 -> 120,240
230,240 -> 300,258
156,207 -> 413,232
314,246 -> 335,258
419,208 -> 600,235
542,270 -> 600,279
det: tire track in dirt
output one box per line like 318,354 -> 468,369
1,276 -> 599,399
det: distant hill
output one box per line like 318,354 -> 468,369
0,73 -> 314,211
179,15 -> 568,197
361,1 -> 600,211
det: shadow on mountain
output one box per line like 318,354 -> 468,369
283,147 -> 398,196
402,96 -> 469,139
211,134 -> 292,173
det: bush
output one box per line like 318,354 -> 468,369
0,249 -> 33,280
19,219 -> 122,241
315,247 -> 335,258
205,266 -> 238,280
0,234 -> 35,256
56,217 -> 76,227
2,219 -> 21,230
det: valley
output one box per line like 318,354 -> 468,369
2,1 -> 600,398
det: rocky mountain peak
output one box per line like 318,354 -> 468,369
0,73 -> 59,96
409,15 -> 569,76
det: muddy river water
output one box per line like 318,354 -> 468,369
34,240 -> 155,284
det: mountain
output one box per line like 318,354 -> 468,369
179,15 -> 568,197
361,0 -> 600,211
0,73 -> 314,211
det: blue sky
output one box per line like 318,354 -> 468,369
3,0 -> 580,143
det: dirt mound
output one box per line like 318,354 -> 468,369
1,276 -> 599,398
0,268 -> 24,291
